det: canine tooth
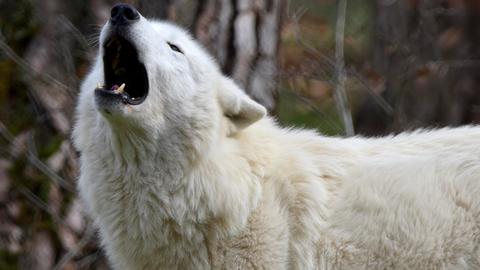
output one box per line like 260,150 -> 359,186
115,83 -> 126,94
97,83 -> 102,88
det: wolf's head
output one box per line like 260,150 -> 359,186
73,4 -> 266,153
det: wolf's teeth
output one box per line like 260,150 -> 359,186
97,83 -> 102,88
115,83 -> 126,94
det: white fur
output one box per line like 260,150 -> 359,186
73,15 -> 480,270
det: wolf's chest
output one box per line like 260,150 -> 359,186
82,170 -> 212,267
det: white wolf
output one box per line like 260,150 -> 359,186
73,4 -> 480,270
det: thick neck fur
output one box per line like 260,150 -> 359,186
102,117 -> 195,188
79,110 -> 261,267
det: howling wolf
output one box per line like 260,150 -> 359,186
73,3 -> 480,270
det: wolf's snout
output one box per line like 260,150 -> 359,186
110,4 -> 139,26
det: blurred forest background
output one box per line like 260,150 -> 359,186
1,0 -> 480,269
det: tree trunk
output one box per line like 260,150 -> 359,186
164,0 -> 285,112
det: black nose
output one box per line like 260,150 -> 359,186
110,4 -> 139,26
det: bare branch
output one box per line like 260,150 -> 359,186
0,34 -> 71,94
17,187 -> 69,227
53,225 -> 96,270
333,0 -> 354,137
347,67 -> 394,115
58,15 -> 94,54
26,133 -> 76,192
280,87 -> 344,134
0,121 -> 75,192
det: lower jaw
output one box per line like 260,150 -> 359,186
94,86 -> 147,106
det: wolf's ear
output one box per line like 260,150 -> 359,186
217,78 -> 266,134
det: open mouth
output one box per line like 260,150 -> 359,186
96,36 -> 149,105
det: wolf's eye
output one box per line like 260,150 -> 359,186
168,42 -> 183,54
